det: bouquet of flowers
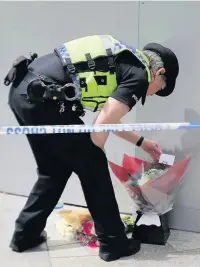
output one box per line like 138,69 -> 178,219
55,153 -> 191,247
55,209 -> 135,248
108,154 -> 191,216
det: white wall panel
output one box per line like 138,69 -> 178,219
0,1 -> 139,213
137,1 -> 200,231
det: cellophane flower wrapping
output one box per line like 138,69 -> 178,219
109,154 -> 191,216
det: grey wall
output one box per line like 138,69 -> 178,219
0,1 -> 139,213
0,1 -> 200,232
135,1 -> 200,232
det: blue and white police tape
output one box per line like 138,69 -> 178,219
1,122 -> 200,135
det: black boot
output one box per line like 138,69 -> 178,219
10,230 -> 47,252
99,237 -> 141,262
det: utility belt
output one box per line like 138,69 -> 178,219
4,52 -> 85,116
23,71 -> 81,104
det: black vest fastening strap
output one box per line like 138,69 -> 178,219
106,48 -> 115,74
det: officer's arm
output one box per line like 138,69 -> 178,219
113,124 -> 141,144
90,97 -> 129,149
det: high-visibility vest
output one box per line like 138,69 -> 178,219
55,35 -> 151,112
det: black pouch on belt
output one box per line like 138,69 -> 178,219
4,53 -> 38,87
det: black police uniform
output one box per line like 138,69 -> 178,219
6,50 -> 149,256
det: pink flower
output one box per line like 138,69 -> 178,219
83,221 -> 94,235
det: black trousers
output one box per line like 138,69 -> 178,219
8,79 -> 126,244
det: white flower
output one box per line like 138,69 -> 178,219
55,219 -> 77,241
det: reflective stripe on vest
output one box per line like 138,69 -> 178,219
98,35 -> 151,81
55,35 -> 151,112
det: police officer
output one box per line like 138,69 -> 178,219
4,35 -> 179,262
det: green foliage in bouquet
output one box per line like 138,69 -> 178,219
135,161 -> 169,187
121,215 -> 135,233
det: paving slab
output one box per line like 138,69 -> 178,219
1,193 -> 200,267
168,229 -> 200,251
0,193 -> 51,267
50,243 -> 200,267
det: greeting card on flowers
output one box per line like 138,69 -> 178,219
159,153 -> 175,166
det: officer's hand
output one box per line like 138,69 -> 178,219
141,138 -> 162,161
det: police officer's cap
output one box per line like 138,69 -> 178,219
143,43 -> 179,97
